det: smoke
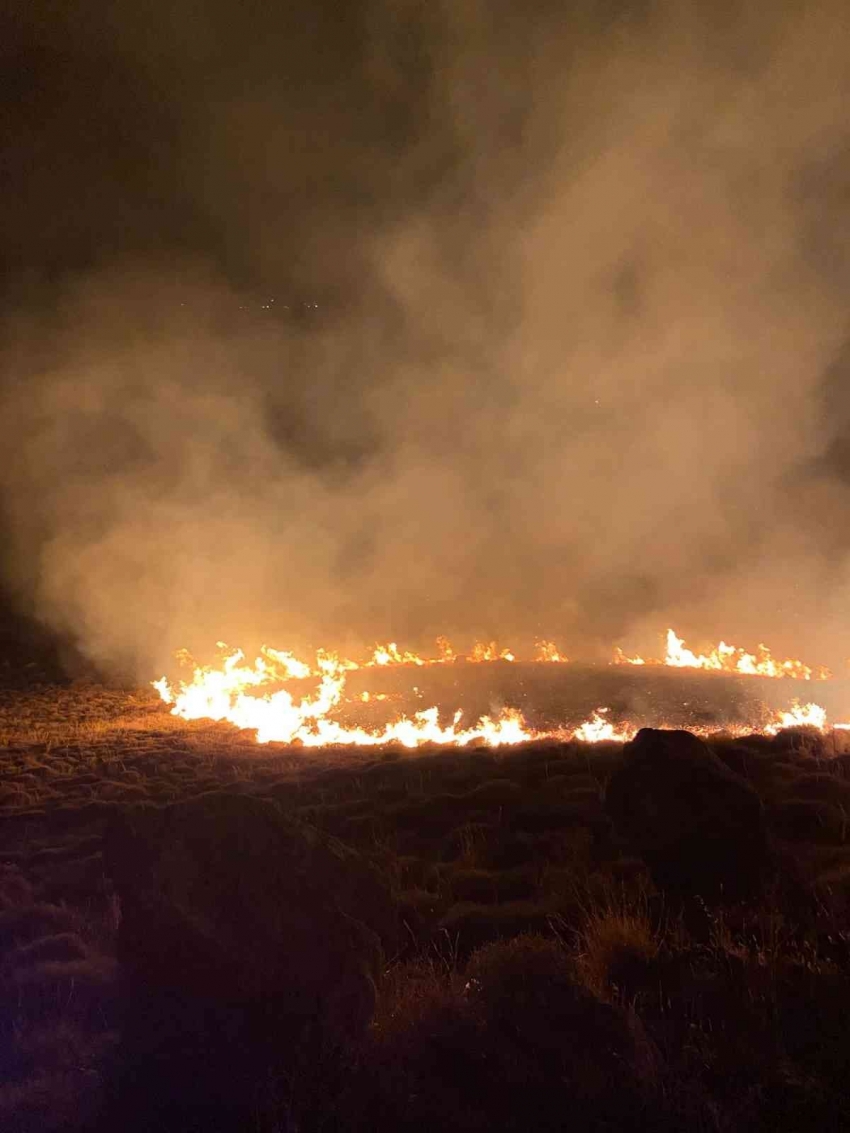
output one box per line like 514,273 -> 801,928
2,0 -> 850,677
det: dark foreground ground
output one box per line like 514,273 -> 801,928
3,675 -> 850,1132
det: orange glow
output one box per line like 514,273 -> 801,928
614,628 -> 829,680
572,708 -> 636,744
154,643 -> 535,747
468,641 -> 516,662
152,637 -> 839,748
764,700 -> 828,735
369,642 -> 426,667
663,628 -> 829,680
535,640 -> 568,663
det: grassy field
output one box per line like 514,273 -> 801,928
2,677 -> 850,1131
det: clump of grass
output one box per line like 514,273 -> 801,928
575,901 -> 662,1001
464,932 -> 577,1026
372,953 -> 465,1038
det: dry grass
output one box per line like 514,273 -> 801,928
2,677 -> 850,1130
575,902 -> 662,1000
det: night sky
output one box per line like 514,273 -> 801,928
2,1 -> 850,677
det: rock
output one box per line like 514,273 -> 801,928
103,793 -> 396,1128
605,728 -> 771,898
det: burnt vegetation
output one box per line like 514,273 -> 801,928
2,677 -> 850,1132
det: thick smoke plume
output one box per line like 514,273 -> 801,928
2,1 -> 850,678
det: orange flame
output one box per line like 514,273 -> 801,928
614,629 -> 829,680
154,644 -> 535,747
152,634 -> 839,748
369,642 -> 426,667
764,700 -> 828,735
663,629 -> 829,680
468,641 -> 516,662
572,708 -> 637,744
536,640 -> 569,663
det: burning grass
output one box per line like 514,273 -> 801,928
150,627 -> 843,749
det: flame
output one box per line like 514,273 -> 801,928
468,641 -> 516,662
765,700 -> 828,735
536,640 -> 569,663
369,642 -> 426,667
663,629 -> 829,680
155,644 -> 537,747
614,629 -> 829,680
152,634 -> 840,749
572,708 -> 637,744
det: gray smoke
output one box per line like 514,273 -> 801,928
2,1 -> 850,678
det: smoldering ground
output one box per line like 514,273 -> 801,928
2,1 -> 850,680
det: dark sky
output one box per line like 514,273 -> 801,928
2,0 -> 488,293
3,1 -> 850,676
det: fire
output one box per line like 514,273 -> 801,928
153,638 -> 839,749
155,644 -> 537,747
764,700 -> 828,735
536,640 -> 569,663
572,708 -> 637,744
369,642 -> 426,667
468,641 -> 516,662
614,628 -> 830,680
664,628 -> 830,680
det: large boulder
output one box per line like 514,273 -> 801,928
605,728 -> 771,898
103,792 -> 396,1128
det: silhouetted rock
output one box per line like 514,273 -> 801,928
605,728 -> 771,898
103,793 -> 396,1129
